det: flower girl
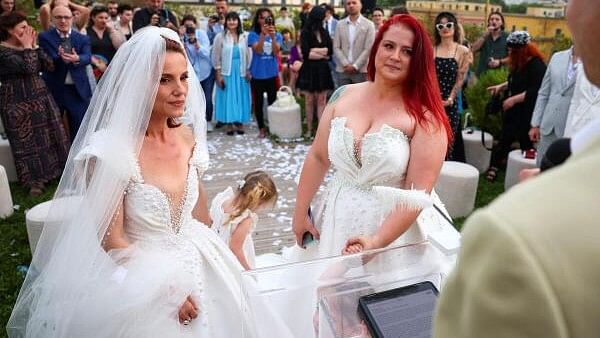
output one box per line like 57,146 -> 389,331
210,171 -> 278,269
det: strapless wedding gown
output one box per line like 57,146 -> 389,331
78,143 -> 291,338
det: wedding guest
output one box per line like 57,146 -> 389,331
39,5 -> 92,141
116,4 -> 133,40
248,8 -> 282,138
0,0 -> 15,15
86,5 -> 125,80
472,11 -> 508,76
132,0 -> 177,33
275,6 -> 295,34
333,0 -> 375,85
433,0 -> 600,335
106,0 -> 119,28
210,171 -> 278,270
296,5 -> 333,138
0,12 -> 69,196
433,12 -> 470,162
181,14 -> 213,128
529,46 -> 578,166
486,31 -> 546,181
372,7 -> 384,32
299,2 -> 312,30
287,34 -> 303,94
39,0 -> 90,31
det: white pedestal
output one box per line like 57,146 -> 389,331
505,149 -> 537,190
25,200 -> 53,255
0,165 -> 13,218
0,138 -> 17,182
435,161 -> 480,218
462,130 -> 493,174
267,104 -> 302,140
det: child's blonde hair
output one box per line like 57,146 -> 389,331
227,171 -> 278,223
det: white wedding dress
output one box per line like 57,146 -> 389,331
315,116 -> 456,259
75,139 -> 292,338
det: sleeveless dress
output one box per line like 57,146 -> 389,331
435,47 -> 466,162
71,137 -> 292,337
209,187 -> 258,269
214,45 -> 251,124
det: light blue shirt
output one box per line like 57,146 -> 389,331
184,29 -> 212,82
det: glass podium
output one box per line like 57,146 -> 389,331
240,241 -> 456,338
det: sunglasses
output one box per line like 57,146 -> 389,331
436,22 -> 454,31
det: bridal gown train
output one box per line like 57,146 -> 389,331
66,137 -> 292,338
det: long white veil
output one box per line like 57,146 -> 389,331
7,27 -> 207,337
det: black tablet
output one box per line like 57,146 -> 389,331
358,281 -> 439,338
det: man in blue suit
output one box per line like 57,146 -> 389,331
39,5 -> 92,141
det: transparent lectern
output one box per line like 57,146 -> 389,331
240,241 -> 456,338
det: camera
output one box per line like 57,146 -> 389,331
153,9 -> 167,27
264,16 -> 274,26
185,26 -> 195,35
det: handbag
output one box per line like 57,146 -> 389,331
273,86 -> 297,108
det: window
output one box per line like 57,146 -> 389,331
512,25 -> 516,32
475,5 -> 480,11
555,28 -> 562,35
522,26 -> 528,31
465,5 -> 469,10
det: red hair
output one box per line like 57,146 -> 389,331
509,43 -> 545,72
367,14 -> 452,146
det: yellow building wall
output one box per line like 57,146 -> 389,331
504,14 -> 571,59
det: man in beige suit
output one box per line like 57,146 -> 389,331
433,0 -> 600,336
332,0 -> 375,85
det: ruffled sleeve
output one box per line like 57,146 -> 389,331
190,138 -> 210,177
73,130 -> 139,184
372,185 -> 434,217
228,209 -> 258,233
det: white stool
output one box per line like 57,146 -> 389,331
26,200 -> 53,255
0,138 -> 17,182
0,165 -> 13,218
462,130 -> 493,174
435,161 -> 480,218
267,104 -> 302,140
505,149 -> 537,190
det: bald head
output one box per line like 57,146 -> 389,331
51,5 -> 73,33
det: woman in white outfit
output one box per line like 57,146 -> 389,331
8,27 -> 290,338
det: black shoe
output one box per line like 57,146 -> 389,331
236,129 -> 245,135
226,130 -> 235,136
215,122 -> 224,129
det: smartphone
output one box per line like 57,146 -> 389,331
60,38 -> 73,54
301,207 -> 315,247
185,26 -> 195,35
265,16 -> 274,26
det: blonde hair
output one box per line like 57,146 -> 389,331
227,171 -> 278,223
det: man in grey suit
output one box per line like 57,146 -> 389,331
332,0 -> 375,85
530,46 -> 579,166
433,0 -> 600,336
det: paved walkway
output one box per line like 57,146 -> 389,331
203,124 -> 311,255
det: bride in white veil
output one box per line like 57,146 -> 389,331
8,27 -> 291,338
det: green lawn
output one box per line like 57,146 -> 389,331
0,170 -> 505,334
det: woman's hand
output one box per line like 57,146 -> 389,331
215,73 -> 225,89
487,84 -> 503,96
18,26 -> 36,49
502,95 -> 517,111
292,211 -> 320,248
245,71 -> 251,82
342,235 -> 377,255
178,295 -> 198,325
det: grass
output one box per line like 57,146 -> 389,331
1,181 -> 58,337
0,167 -> 505,335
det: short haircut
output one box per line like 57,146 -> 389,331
280,6 -> 287,11
117,4 -> 132,14
181,14 -> 196,25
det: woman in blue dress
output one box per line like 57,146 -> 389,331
213,12 -> 252,135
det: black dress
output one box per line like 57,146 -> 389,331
490,57 -> 547,168
0,46 -> 70,188
296,30 -> 334,92
86,26 -> 116,64
435,48 -> 466,162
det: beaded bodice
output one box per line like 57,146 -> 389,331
329,116 -> 410,188
123,143 -> 209,241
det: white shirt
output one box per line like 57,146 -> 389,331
345,16 -> 361,64
56,28 -> 75,85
